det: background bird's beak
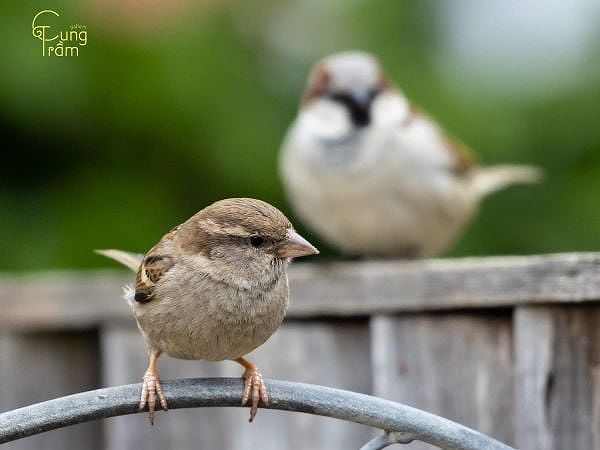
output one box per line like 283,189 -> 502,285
276,230 -> 319,259
350,88 -> 373,109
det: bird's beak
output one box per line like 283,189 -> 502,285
350,88 -> 373,109
276,229 -> 319,259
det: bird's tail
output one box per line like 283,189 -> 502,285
95,249 -> 143,272
471,164 -> 543,198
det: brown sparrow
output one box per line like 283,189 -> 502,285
97,198 -> 318,423
279,50 -> 542,258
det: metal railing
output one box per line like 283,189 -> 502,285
0,378 -> 515,450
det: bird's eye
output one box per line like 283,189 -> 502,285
249,234 -> 265,248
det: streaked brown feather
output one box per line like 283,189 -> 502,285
134,249 -> 175,303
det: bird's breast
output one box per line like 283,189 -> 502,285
133,268 -> 289,361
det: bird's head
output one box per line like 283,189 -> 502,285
301,50 -> 391,128
185,198 -> 318,289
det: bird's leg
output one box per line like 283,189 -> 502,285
235,357 -> 269,422
139,351 -> 168,425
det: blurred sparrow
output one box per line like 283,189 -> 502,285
97,198 -> 318,423
280,50 -> 542,258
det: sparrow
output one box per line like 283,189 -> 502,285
279,50 -> 542,258
97,198 -> 318,424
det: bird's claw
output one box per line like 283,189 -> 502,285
139,371 -> 168,425
241,367 -> 269,422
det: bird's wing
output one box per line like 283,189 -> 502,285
441,132 -> 476,175
95,247 -> 176,303
97,223 -> 183,303
134,249 -> 176,303
403,102 -> 476,175
133,224 -> 185,303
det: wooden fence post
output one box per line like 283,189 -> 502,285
371,313 -> 515,450
514,305 -> 600,450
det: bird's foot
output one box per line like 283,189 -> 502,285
241,365 -> 269,422
139,370 -> 168,425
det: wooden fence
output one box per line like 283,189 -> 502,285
0,252 -> 599,450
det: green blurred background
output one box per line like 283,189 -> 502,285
2,0 -> 600,270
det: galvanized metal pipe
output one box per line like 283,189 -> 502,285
0,378 -> 515,449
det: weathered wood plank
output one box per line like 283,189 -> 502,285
1,253 -> 600,329
101,320 -> 372,450
0,331 -> 102,450
0,271 -> 130,329
371,313 -> 514,450
290,253 -> 600,316
514,305 -> 600,450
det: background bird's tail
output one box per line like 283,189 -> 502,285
471,164 -> 543,198
95,249 -> 143,272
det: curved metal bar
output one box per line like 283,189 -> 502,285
0,378 -> 515,450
